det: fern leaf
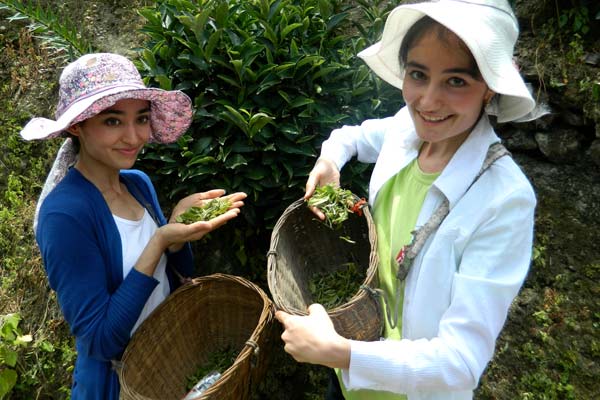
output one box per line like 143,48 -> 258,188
0,0 -> 96,61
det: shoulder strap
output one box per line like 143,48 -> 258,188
373,142 -> 511,329
399,142 -> 510,279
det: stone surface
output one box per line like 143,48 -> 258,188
534,129 -> 584,164
589,139 -> 600,167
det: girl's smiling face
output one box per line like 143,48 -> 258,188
68,98 -> 152,173
402,28 -> 494,148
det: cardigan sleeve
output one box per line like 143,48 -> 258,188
38,209 -> 158,361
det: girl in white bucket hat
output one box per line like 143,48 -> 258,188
20,53 -> 247,400
275,1 -> 538,399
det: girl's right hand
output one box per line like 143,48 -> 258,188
304,158 -> 340,220
163,190 -> 247,252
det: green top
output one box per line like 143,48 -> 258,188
336,158 -> 439,400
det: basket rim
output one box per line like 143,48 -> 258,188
118,273 -> 275,399
267,196 -> 379,316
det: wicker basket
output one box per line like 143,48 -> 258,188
267,197 -> 382,341
118,273 -> 276,400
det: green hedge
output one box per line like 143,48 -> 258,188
134,0 -> 403,278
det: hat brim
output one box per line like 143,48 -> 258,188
20,85 -> 192,143
358,1 -> 535,123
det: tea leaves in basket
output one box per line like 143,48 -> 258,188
307,184 -> 356,229
176,198 -> 232,224
185,345 -> 238,390
308,262 -> 363,309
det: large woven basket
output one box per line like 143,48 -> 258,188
267,197 -> 382,341
118,273 -> 276,400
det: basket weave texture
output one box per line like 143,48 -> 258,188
118,273 -> 276,400
267,197 -> 381,341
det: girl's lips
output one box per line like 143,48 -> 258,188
419,112 -> 451,123
116,148 -> 140,156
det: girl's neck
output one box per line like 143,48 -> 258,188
417,130 -> 470,173
74,159 -> 123,196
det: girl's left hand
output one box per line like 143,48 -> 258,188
275,304 -> 351,369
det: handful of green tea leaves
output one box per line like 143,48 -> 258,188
308,262 -> 362,309
176,198 -> 232,224
307,184 -> 356,229
185,346 -> 238,390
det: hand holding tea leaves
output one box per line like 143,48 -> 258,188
155,190 -> 247,254
176,198 -> 232,224
307,184 -> 364,229
304,157 -> 341,220
170,190 -> 246,224
134,190 -> 246,278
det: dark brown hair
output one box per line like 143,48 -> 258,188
398,16 -> 483,80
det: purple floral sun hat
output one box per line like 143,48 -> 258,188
20,53 -> 192,143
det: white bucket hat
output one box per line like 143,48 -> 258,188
358,0 -> 536,123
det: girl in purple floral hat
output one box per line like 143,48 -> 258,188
20,53 -> 247,400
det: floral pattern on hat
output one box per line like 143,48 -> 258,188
55,54 -> 145,118
21,53 -> 192,143
71,89 -> 193,144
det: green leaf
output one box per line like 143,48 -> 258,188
290,96 -> 315,109
281,22 -> 303,39
327,12 -> 349,31
224,154 -> 248,169
318,0 -> 333,19
297,55 -> 324,69
220,105 -> 249,135
154,75 -> 172,90
244,166 -> 268,180
277,90 -> 292,104
205,29 -> 222,60
312,66 -> 339,80
217,74 -> 241,88
187,156 -> 216,167
0,347 -> 18,367
249,112 -> 274,137
215,2 -> 229,27
0,368 -> 18,398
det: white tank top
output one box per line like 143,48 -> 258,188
113,209 -> 170,335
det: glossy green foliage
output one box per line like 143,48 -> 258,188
135,0 -> 403,231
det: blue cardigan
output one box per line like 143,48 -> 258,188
36,168 -> 194,400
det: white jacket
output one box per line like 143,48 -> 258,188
321,107 -> 536,400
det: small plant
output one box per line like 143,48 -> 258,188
578,77 -> 600,102
0,0 -> 96,62
566,33 -> 585,64
558,4 -> 591,36
0,313 -> 32,399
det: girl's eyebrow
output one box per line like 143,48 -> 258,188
406,61 -> 474,76
98,107 -> 151,115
